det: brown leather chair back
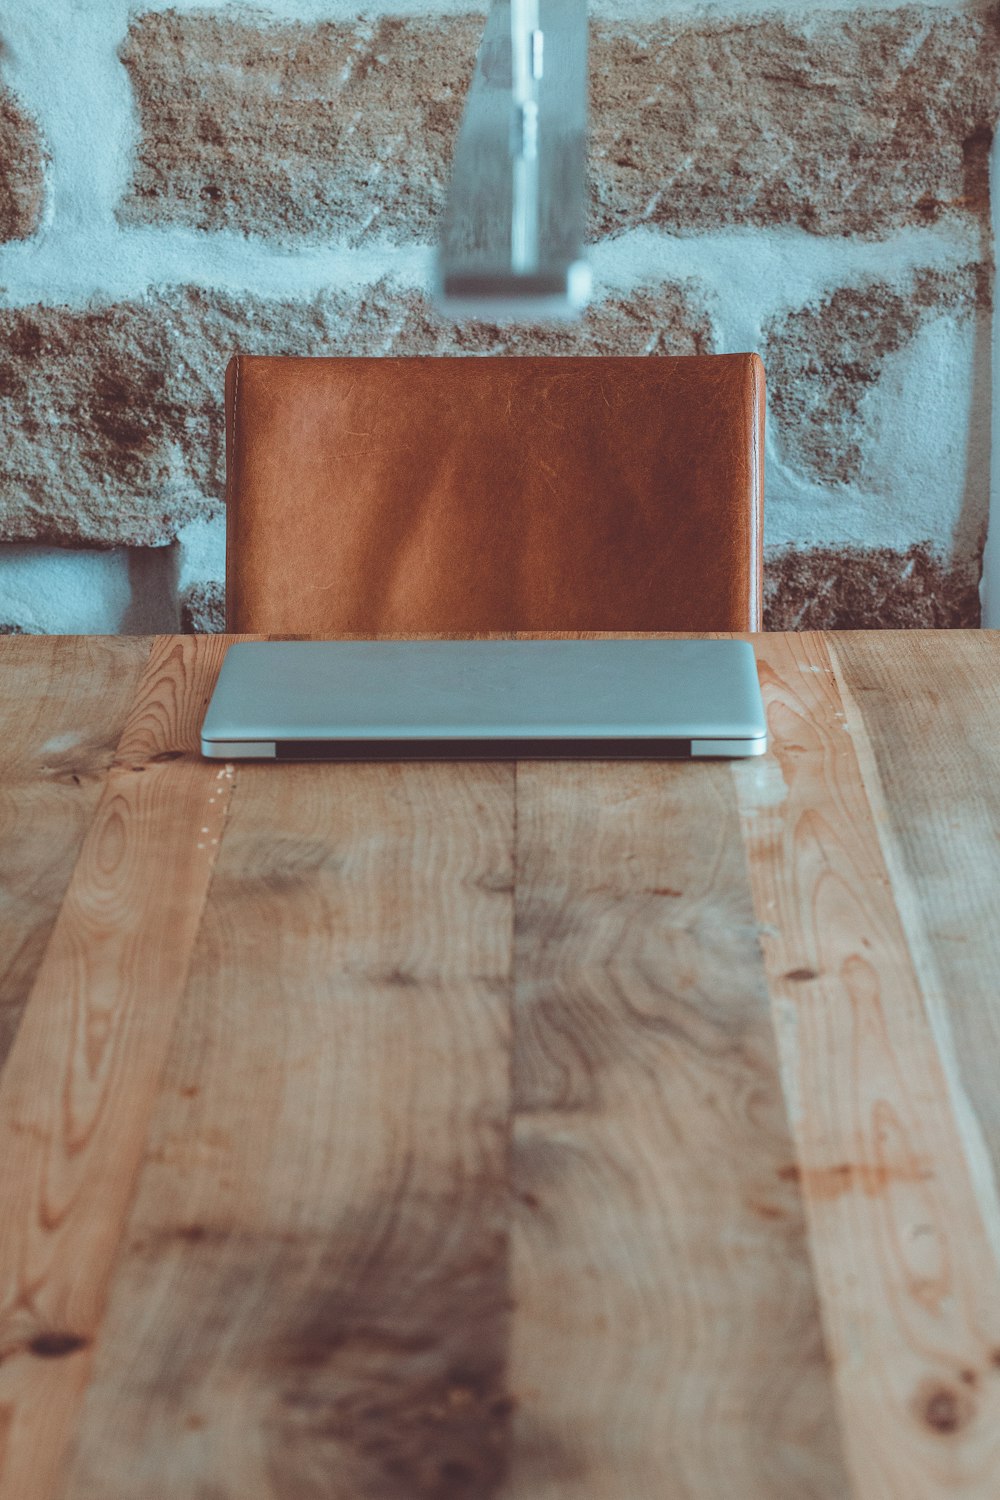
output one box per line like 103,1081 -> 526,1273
225,354 -> 764,634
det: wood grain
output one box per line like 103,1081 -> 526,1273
503,759 -> 848,1498
737,632 -> 1000,1498
0,636 -> 149,1066
1,631 -> 999,1499
0,636 -> 233,1500
58,759 -> 516,1500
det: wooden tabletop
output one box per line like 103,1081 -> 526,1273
1,631 -> 1000,1499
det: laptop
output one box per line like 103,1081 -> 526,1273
200,639 -> 767,761
200,642 -> 767,762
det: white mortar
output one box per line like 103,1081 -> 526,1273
0,545 -> 178,634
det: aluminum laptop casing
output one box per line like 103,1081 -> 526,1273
200,640 -> 767,760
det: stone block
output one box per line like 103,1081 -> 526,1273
590,9 -> 1000,238
120,7 -> 1000,243
764,543 -> 980,629
0,82 -> 46,241
389,279 -> 714,356
179,544 -> 984,632
0,278 -> 712,547
764,263 -> 990,487
119,9 -> 480,244
180,580 -> 224,633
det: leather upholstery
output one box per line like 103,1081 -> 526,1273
225,354 -> 764,634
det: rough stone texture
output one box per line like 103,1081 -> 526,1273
390,279 -> 715,357
180,580 -> 224,633
180,546 -> 981,634
764,543 -> 981,629
119,9 -> 480,244
0,278 -> 712,547
0,81 -> 46,241
591,9 -> 1000,238
119,8 -> 1000,244
764,262 -> 990,486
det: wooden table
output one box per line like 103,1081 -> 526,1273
1,631 -> 1000,1500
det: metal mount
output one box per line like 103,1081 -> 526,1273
436,0 -> 590,320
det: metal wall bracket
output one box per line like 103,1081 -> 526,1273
436,0 -> 590,320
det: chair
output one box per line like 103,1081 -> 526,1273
224,354 -> 764,635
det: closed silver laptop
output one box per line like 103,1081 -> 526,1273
200,639 -> 767,760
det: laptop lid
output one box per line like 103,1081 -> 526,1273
200,639 -> 767,760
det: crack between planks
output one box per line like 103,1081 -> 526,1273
826,635 -> 1000,1282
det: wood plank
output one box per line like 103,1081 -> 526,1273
503,759 -> 848,1499
58,760 -> 516,1500
0,637 -> 149,1067
828,632 -> 1000,1186
736,631 -> 1000,1497
0,635 -> 234,1500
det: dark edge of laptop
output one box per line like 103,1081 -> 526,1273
274,737 -> 696,760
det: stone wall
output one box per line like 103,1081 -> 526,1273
0,0 -> 997,633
